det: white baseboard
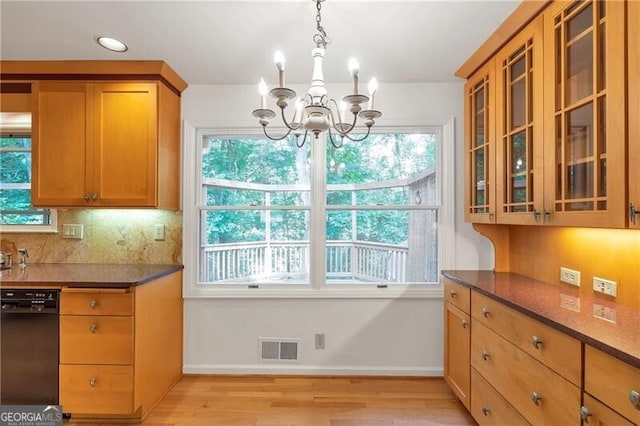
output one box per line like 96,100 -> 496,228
183,363 -> 444,376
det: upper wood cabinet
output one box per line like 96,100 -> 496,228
32,81 -> 180,209
495,16 -> 544,225
465,59 -> 496,223
629,1 -> 640,229
542,0 -> 626,228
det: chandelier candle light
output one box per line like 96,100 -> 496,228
252,0 -> 382,148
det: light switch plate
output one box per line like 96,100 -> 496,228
62,224 -> 83,239
154,224 -> 165,241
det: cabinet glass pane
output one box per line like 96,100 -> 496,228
475,88 -> 485,147
597,97 -> 607,197
598,21 -> 606,92
511,78 -> 526,129
475,149 -> 485,206
566,103 -> 594,160
511,131 -> 527,206
567,32 -> 593,105
568,3 -> 593,40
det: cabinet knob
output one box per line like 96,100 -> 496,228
630,389 -> 640,410
531,391 -> 542,406
84,195 -> 90,202
89,323 -> 97,333
543,209 -> 551,223
531,335 -> 543,349
89,377 -> 96,387
449,290 -> 457,298
91,193 -> 98,201
461,319 -> 468,328
482,307 -> 490,318
481,350 -> 490,361
533,209 -> 540,223
580,406 -> 592,422
90,299 -> 97,309
481,406 -> 490,416
631,204 -> 640,225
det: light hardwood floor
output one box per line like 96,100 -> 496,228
137,375 -> 477,426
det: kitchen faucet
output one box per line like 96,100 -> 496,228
18,248 -> 29,268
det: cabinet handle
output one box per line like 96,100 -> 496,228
533,209 -> 540,223
630,389 -> 640,410
481,406 -> 490,416
531,391 -> 542,406
630,204 -> 639,225
91,193 -> 98,201
543,209 -> 551,223
89,377 -> 96,387
580,406 -> 592,422
84,194 -> 90,202
90,299 -> 97,309
449,290 -> 457,298
482,307 -> 490,318
461,319 -> 468,328
89,323 -> 97,333
531,335 -> 543,349
481,350 -> 490,361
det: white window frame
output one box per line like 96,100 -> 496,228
183,119 -> 455,299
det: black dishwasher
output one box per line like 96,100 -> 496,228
0,288 -> 59,405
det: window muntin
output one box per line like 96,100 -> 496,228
197,131 -> 441,288
0,134 -> 56,231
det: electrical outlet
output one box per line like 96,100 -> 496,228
314,333 -> 325,350
560,267 -> 581,286
154,224 -> 165,241
593,277 -> 617,297
62,224 -> 83,239
560,294 -> 581,312
592,303 -> 617,323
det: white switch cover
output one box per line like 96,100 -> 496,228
154,224 -> 165,241
62,224 -> 83,239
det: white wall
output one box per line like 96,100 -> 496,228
181,82 -> 493,375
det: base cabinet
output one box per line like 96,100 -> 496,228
471,368 -> 530,426
443,279 -> 471,409
59,271 -> 183,422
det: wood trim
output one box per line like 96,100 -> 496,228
455,0 -> 551,79
629,0 -> 640,228
472,223 -> 510,272
0,82 -> 31,93
0,60 -> 187,96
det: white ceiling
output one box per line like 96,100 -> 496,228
0,1 -> 519,86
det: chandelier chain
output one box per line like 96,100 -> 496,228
313,0 -> 331,48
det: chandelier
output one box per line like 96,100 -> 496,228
252,0 -> 382,148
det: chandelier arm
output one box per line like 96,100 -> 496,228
261,125 -> 293,141
296,130 -> 310,148
327,99 -> 355,135
279,106 -> 304,132
341,125 -> 372,142
327,127 -> 344,149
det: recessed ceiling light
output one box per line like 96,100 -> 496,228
96,36 -> 128,52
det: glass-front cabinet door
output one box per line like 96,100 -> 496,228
465,59 -> 495,223
496,16 -> 544,225
543,0 -> 626,228
629,0 -> 640,229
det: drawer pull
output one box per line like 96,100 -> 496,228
449,290 -> 457,298
531,391 -> 542,406
580,406 -> 592,422
630,390 -> 640,410
90,299 -> 97,309
461,319 -> 468,328
531,335 -> 543,349
481,350 -> 490,361
481,406 -> 490,416
89,377 -> 96,387
482,307 -> 490,318
89,323 -> 97,333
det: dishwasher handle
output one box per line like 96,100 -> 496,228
1,303 -> 58,314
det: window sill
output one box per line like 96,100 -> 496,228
0,224 -> 58,234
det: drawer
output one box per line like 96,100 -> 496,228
444,278 -> 471,313
581,393 -> 635,426
60,290 -> 133,316
471,321 -> 580,425
59,364 -> 134,415
585,345 -> 640,424
60,316 -> 133,364
471,291 -> 581,385
471,368 -> 530,426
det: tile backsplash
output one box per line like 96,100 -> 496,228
0,209 -> 182,264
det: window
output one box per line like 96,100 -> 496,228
0,133 -> 57,232
188,125 -> 450,297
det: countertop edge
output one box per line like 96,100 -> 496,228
442,270 -> 640,369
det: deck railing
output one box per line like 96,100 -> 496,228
201,240 -> 408,283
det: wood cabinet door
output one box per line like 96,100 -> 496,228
542,0 -> 626,228
495,16 -> 544,225
92,82 -> 158,206
444,302 -> 470,409
629,0 -> 640,229
465,59 -> 496,223
581,393 -> 635,426
31,82 -> 92,206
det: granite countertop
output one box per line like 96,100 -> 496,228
0,263 -> 183,288
442,270 -> 640,369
